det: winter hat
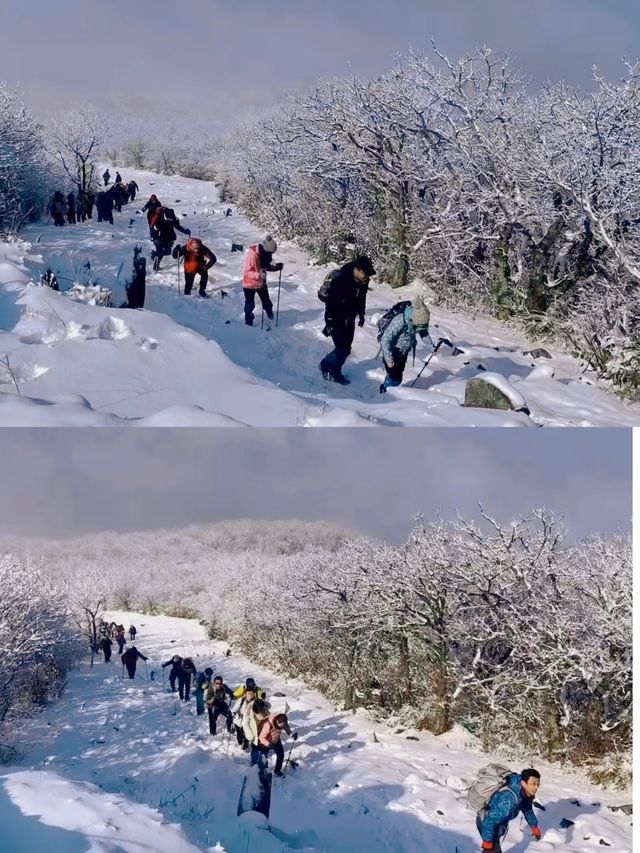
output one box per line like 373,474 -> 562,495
245,677 -> 257,689
173,655 -> 180,662
262,234 -> 277,253
411,296 -> 430,328
204,667 -> 213,676
353,255 -> 376,277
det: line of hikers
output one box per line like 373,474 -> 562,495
158,656 -> 298,778
50,175 -> 139,227
97,620 -> 138,660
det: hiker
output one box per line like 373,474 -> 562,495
257,712 -> 298,777
245,697 -> 270,764
100,635 -> 113,662
172,238 -> 217,297
41,269 -> 59,291
205,675 -> 234,736
233,677 -> 266,703
162,655 -> 182,693
149,206 -> 190,271
121,646 -> 148,679
66,192 -> 77,224
128,625 -> 137,641
241,234 -> 283,326
115,171 -> 122,184
379,296 -> 434,393
234,685 -> 266,751
50,191 -> 66,226
78,189 -> 94,221
476,768 -> 542,851
195,667 -> 213,716
143,194 -> 161,225
115,625 -> 126,654
95,190 -> 114,224
127,179 -> 139,202
318,255 -> 376,384
103,168 -> 111,186
113,183 -> 128,213
178,656 -> 197,701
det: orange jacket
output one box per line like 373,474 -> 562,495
182,239 -> 217,274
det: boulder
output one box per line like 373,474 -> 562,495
464,375 -> 529,415
523,348 -> 552,359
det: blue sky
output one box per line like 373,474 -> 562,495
2,0 -> 638,128
0,429 -> 629,541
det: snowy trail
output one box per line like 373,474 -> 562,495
1,613 -> 632,852
0,167 -> 636,425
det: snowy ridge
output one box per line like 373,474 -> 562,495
1,613 -> 631,852
0,169 -> 638,425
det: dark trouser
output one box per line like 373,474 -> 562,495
236,721 -> 248,748
125,662 -> 136,678
67,212 -> 76,224
382,351 -> 408,390
169,671 -> 177,692
129,631 -> 135,640
251,741 -> 284,772
130,190 -> 136,201
178,672 -> 191,701
52,213 -> 65,226
320,317 -> 356,377
97,207 -> 113,224
117,639 -> 125,653
152,238 -> 172,270
208,702 -> 232,735
184,269 -> 208,295
243,286 -> 273,325
104,647 -> 111,662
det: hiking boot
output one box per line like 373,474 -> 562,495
266,312 -> 274,321
198,291 -> 210,299
245,317 -> 254,326
319,364 -> 333,382
274,769 -> 285,778
379,383 -> 387,394
333,373 -> 350,385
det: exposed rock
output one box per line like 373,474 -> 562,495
524,347 -> 552,359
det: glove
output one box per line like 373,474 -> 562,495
358,315 -> 365,327
481,843 -> 493,851
172,244 -> 181,259
292,732 -> 299,741
184,228 -> 191,236
531,827 -> 542,840
274,262 -> 284,271
322,324 -> 332,338
386,360 -> 394,369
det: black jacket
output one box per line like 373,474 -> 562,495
318,262 -> 368,326
121,648 -> 148,665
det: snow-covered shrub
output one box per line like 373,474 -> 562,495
0,555 -> 84,744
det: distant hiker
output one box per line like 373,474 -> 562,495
318,255 -> 376,384
379,296 -> 433,393
257,712 -> 298,777
245,697 -> 270,762
115,171 -> 122,184
172,237 -> 217,297
205,675 -> 234,736
143,194 -> 161,225
100,635 -> 113,662
121,646 -> 148,679
112,182 -> 128,213
178,656 -> 197,702
195,667 -> 213,716
162,655 -> 182,692
103,168 -> 111,186
125,245 -> 146,309
127,179 -> 139,201
78,189 -> 95,221
41,268 -> 59,291
115,625 -> 126,654
241,235 -> 283,326
149,206 -> 190,271
66,192 -> 77,224
128,625 -> 137,641
95,190 -> 114,224
50,191 -> 66,226
474,767 -> 542,851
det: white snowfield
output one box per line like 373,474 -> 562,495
0,169 -> 638,426
0,613 -> 631,852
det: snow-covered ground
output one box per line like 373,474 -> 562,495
0,168 -> 638,425
0,613 -> 631,852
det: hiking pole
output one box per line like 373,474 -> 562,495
176,256 -> 182,294
275,269 -> 282,327
284,739 -> 298,770
144,661 -> 149,680
261,306 -> 264,330
410,338 -> 446,388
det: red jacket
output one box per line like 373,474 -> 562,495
242,244 -> 266,290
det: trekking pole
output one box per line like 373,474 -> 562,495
284,739 -> 297,770
176,256 -> 182,294
261,306 -> 264,330
410,338 -> 445,388
144,661 -> 149,680
275,269 -> 282,327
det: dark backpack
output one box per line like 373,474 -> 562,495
376,301 -> 411,342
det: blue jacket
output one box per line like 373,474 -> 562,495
479,773 -> 538,843
380,307 -> 433,364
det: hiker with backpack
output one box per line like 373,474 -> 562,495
121,646 -> 148,679
172,238 -> 217,297
378,296 -> 434,393
103,168 -> 111,186
470,764 -> 542,851
162,655 -> 183,693
241,235 -> 283,326
127,180 -> 139,201
143,194 -> 162,225
149,206 -> 190,271
257,712 -> 298,778
177,656 -> 197,701
194,667 -> 213,715
318,255 -> 376,384
205,674 -> 235,736
100,635 -> 113,662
